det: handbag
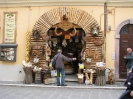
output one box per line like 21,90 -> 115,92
52,54 -> 60,68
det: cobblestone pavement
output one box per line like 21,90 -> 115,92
0,81 -> 126,99
0,85 -> 125,99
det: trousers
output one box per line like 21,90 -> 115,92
119,90 -> 133,99
56,68 -> 65,85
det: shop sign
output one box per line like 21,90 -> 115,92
65,34 -> 70,39
3,12 -> 17,43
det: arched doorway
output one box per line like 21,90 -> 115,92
30,7 -> 104,82
48,24 -> 85,74
119,24 -> 133,78
115,19 -> 133,80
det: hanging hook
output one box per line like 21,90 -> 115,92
28,6 -> 31,10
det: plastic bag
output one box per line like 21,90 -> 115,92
51,70 -> 57,77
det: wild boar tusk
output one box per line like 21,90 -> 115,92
70,26 -> 77,36
54,26 -> 62,36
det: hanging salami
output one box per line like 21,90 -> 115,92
87,46 -> 92,57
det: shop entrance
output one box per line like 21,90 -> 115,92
48,26 -> 85,78
31,7 -> 103,83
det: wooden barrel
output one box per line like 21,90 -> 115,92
95,66 -> 106,86
23,67 -> 33,84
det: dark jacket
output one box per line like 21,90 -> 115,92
125,52 -> 133,69
53,53 -> 73,69
120,72 -> 133,99
124,72 -> 133,90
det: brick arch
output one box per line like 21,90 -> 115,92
115,19 -> 133,80
32,7 -> 99,35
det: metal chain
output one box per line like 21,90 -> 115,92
38,6 -> 40,19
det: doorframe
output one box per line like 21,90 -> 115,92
115,19 -> 133,81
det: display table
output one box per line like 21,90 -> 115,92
95,66 -> 106,86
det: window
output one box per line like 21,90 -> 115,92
0,44 -> 18,61
121,25 -> 129,34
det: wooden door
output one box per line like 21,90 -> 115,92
119,24 -> 133,78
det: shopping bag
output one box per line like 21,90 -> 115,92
51,70 -> 62,77
79,63 -> 84,69
51,70 -> 57,77
49,62 -> 52,67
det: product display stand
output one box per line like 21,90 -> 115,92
34,70 -> 42,84
95,66 -> 106,86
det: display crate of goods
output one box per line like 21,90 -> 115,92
35,71 -> 42,84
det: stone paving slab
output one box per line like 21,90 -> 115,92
0,81 -> 126,90
0,85 -> 126,99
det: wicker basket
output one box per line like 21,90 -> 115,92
78,78 -> 84,84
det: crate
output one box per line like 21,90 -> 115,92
44,78 -> 56,85
78,78 -> 84,84
48,78 -> 56,84
35,72 -> 42,84
43,74 -> 51,79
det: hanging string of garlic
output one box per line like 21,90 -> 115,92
22,7 -> 32,67
25,30 -> 31,62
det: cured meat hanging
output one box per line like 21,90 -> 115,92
93,48 -> 99,60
